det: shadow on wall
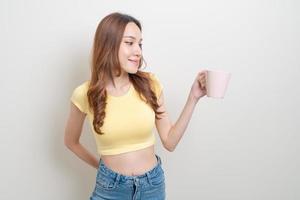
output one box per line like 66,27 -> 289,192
52,45 -> 97,199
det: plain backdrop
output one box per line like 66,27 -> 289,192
1,0 -> 299,199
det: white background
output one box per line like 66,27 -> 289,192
1,0 -> 299,199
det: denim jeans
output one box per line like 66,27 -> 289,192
89,154 -> 166,200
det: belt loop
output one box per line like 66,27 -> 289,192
97,159 -> 102,170
114,174 -> 120,186
146,171 -> 152,186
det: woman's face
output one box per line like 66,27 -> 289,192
118,22 -> 143,74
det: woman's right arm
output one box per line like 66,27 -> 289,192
64,102 -> 99,169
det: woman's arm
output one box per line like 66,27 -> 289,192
155,71 -> 207,152
64,103 -> 99,169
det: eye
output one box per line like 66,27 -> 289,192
125,41 -> 133,45
125,41 -> 143,49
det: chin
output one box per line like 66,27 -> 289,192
126,67 -> 139,74
128,70 -> 138,74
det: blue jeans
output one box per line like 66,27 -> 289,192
89,154 -> 166,200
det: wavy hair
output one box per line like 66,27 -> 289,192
87,12 -> 164,135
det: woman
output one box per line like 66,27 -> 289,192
64,12 -> 207,200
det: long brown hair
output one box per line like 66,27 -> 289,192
87,12 -> 164,135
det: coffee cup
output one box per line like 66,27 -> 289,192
206,69 -> 231,98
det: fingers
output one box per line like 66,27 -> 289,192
197,70 -> 207,89
197,76 -> 206,89
198,70 -> 207,77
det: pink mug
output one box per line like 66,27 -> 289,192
206,69 -> 231,98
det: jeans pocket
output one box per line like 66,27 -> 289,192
150,167 -> 165,187
96,175 -> 117,191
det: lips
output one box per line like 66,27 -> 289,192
128,59 -> 139,65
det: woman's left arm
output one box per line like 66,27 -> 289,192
155,70 -> 207,152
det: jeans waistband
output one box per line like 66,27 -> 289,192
98,154 -> 162,182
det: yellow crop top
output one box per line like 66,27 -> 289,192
70,72 -> 163,155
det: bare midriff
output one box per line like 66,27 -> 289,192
100,145 -> 157,176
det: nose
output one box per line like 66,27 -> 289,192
134,44 -> 142,57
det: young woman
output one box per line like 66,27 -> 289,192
64,12 -> 207,200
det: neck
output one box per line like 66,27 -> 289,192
109,71 -> 131,90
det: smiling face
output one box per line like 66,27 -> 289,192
118,22 -> 143,74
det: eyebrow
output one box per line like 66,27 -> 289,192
123,36 -> 143,41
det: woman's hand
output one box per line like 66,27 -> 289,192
189,70 -> 207,102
